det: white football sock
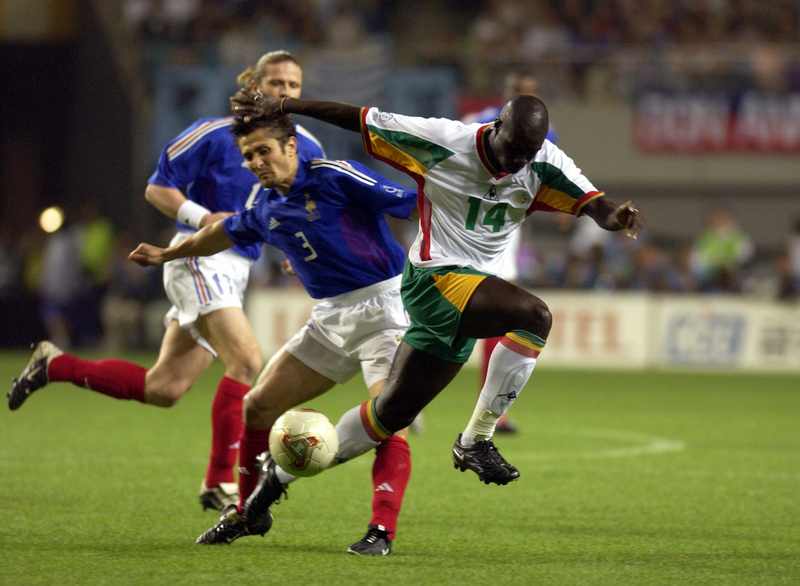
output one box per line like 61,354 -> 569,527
461,332 -> 542,446
334,402 -> 383,462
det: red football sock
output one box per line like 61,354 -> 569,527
370,436 -> 411,540
205,377 -> 250,488
237,424 -> 271,510
47,355 -> 146,402
481,337 -> 503,387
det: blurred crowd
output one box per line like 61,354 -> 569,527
2,203 -> 798,349
122,0 -> 800,97
511,210 -> 800,300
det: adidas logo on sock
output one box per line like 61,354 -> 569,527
375,482 -> 394,492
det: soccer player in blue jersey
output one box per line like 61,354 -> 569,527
8,51 -> 325,512
130,113 -> 418,555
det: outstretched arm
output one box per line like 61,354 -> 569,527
583,197 -> 644,239
145,184 -> 234,228
129,221 -> 234,267
230,88 -> 362,133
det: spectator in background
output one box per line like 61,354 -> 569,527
102,232 -> 162,352
78,201 -> 116,346
630,241 -> 685,293
691,208 -> 754,292
790,217 -> 800,290
40,216 -> 85,350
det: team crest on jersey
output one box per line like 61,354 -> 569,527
514,193 -> 529,204
484,186 -> 499,201
304,194 -> 320,222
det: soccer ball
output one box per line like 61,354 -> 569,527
269,408 -> 339,477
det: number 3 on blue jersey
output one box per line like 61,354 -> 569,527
294,231 -> 318,261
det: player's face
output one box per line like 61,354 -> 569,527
239,129 -> 298,191
256,61 -> 303,100
492,122 -> 544,175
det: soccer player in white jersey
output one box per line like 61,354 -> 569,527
462,70 -> 559,435
8,51 -> 324,512
229,90 -> 643,534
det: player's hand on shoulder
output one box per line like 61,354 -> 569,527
610,200 -> 644,240
199,211 -> 236,228
129,243 -> 167,267
230,88 -> 280,123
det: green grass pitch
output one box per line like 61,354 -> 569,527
1,350 -> 799,585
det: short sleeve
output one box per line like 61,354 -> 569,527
315,159 -> 417,219
148,120 -> 221,190
528,140 -> 604,217
222,207 -> 270,247
359,108 -> 459,179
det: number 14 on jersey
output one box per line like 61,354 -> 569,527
465,198 -> 508,233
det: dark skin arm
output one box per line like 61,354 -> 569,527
582,197 -> 644,239
231,89 -> 362,133
232,89 -> 643,238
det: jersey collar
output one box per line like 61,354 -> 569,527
475,124 -> 507,180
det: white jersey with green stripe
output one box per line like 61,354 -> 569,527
359,107 -> 605,276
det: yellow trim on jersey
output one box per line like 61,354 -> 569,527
505,332 -> 544,353
533,185 -> 579,214
367,132 -> 429,177
431,272 -> 487,312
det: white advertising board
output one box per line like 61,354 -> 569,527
655,297 -> 800,372
246,289 -> 800,373
532,292 -> 651,368
246,289 -> 652,369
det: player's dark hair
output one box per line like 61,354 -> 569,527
231,114 -> 296,150
237,50 -> 300,86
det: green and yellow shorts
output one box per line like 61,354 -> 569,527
400,262 -> 491,364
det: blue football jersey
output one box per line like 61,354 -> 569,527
148,117 -> 325,260
223,158 -> 417,299
463,105 -> 558,144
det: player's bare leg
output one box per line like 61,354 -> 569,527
333,277 -> 550,486
454,277 -> 550,484
196,348 -> 334,544
194,308 -> 263,509
143,321 -> 214,406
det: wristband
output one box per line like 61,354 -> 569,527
177,200 -> 210,229
280,97 -> 288,114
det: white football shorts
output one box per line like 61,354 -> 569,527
284,275 -> 408,389
163,230 -> 253,356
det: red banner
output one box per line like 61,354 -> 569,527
635,92 -> 800,153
